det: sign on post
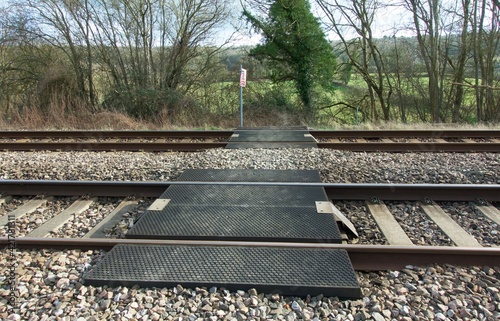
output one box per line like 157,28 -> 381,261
240,68 -> 247,87
239,66 -> 246,127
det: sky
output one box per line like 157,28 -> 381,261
0,0 -> 414,47
227,0 -> 415,46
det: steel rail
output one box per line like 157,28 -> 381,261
1,141 -> 499,152
1,237 -> 498,270
317,142 -> 500,152
0,142 -> 227,151
1,129 -> 499,139
0,130 -> 234,139
1,130 -> 500,152
310,129 -> 500,138
1,180 -> 499,201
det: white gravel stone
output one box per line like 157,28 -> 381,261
0,150 -> 498,185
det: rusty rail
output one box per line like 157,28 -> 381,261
1,129 -> 499,139
1,130 -> 500,152
0,142 -> 226,151
0,130 -> 234,139
1,180 -> 499,201
2,180 -> 499,270
310,129 -> 500,138
0,141 -> 498,152
317,142 -> 500,152
1,237 -> 498,270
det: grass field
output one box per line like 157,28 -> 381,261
0,68 -> 497,130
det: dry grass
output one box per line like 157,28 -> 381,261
327,122 -> 499,130
1,95 -> 498,130
1,94 -> 147,130
321,122 -> 500,130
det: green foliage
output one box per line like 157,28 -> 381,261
337,62 -> 353,85
246,82 -> 297,113
242,0 -> 337,121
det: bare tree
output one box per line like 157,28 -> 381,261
61,0 -> 97,108
88,0 -> 161,91
10,0 -> 235,119
163,0 -> 233,92
0,4 -> 58,112
20,0 -> 95,108
88,0 -> 233,91
447,0 -> 471,122
471,0 -> 500,122
404,0 -> 443,122
317,0 -> 393,121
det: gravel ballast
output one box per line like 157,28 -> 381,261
1,249 -> 499,320
0,148 -> 499,320
0,149 -> 498,184
387,202 -> 454,246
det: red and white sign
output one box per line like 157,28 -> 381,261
240,68 -> 247,87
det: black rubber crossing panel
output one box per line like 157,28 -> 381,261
177,169 -> 322,182
127,205 -> 341,242
237,126 -> 309,130
158,185 -> 328,207
229,130 -> 316,142
83,244 -> 361,298
129,184 -> 341,242
227,142 -> 318,148
128,169 -> 341,242
227,129 -> 317,149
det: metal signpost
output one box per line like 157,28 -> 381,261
239,65 -> 247,127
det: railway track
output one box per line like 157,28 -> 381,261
2,180 -> 499,271
1,142 -> 499,319
1,129 -> 499,152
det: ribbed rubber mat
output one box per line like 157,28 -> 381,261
129,170 -> 340,242
158,185 -> 328,206
127,205 -> 341,242
229,130 -> 316,142
237,126 -> 309,130
83,244 -> 361,298
177,169 -> 322,182
226,142 -> 317,149
227,130 -> 317,148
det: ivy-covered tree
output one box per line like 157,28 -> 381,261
243,0 -> 336,122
